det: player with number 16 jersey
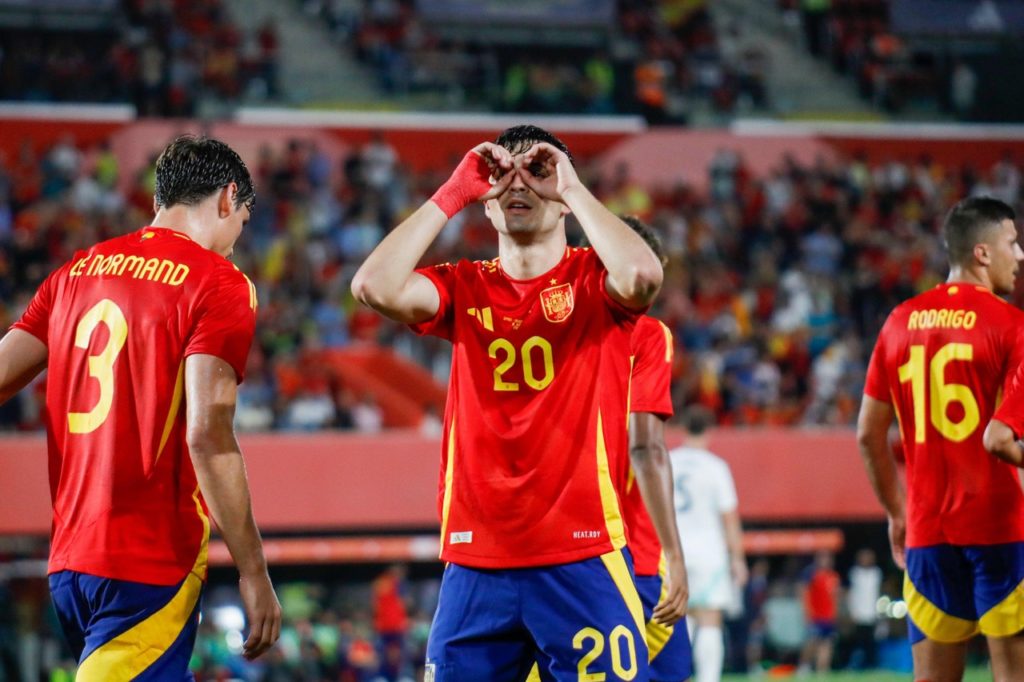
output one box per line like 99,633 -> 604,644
860,198 -> 1024,669
864,282 -> 1024,550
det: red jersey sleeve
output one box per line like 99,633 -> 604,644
863,318 -> 891,403
185,266 -> 256,383
10,264 -> 63,344
630,317 -> 674,419
409,262 -> 457,340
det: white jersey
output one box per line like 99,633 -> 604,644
670,445 -> 738,570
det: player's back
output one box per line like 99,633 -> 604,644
17,226 -> 256,585
669,446 -> 735,563
864,282 -> 1024,547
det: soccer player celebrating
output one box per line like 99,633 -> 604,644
0,136 -> 281,678
352,125 -> 663,680
857,196 -> 1024,682
620,216 -> 692,681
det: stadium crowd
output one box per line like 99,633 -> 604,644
1,132 -> 1021,432
302,0 -> 766,121
0,0 -> 281,114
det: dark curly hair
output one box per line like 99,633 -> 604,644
154,135 -> 255,212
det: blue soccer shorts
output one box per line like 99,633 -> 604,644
426,548 -> 649,682
904,542 -> 1024,644
635,572 -> 692,682
49,569 -> 203,681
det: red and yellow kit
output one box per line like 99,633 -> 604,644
13,227 -> 256,586
412,247 -> 640,568
623,315 -> 675,577
864,282 -> 1024,548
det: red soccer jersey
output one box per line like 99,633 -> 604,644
863,282 -> 1024,548
623,315 -> 675,576
412,247 -> 640,568
12,227 -> 256,585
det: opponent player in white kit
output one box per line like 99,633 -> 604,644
670,406 -> 748,682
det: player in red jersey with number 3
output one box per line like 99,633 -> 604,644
857,197 -> 1024,682
353,125 -> 663,681
0,136 -> 280,679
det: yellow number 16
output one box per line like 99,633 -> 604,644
68,299 -> 128,434
897,342 -> 979,444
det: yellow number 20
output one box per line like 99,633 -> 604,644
487,336 -> 555,392
572,625 -> 638,682
897,342 -> 979,444
68,299 -> 128,434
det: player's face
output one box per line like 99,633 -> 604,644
484,153 -> 564,236
986,218 -> 1024,295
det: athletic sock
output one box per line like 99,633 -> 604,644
693,624 -> 724,682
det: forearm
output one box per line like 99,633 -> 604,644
562,185 -> 662,307
351,202 -> 447,317
632,443 -> 685,564
857,435 -> 905,518
723,510 -> 745,563
983,419 -> 1024,467
190,440 -> 267,577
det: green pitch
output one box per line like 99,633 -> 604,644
723,667 -> 991,681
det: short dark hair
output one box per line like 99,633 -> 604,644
943,196 -> 1016,267
495,125 -> 574,166
620,215 -> 667,266
154,135 -> 255,212
683,405 -> 715,436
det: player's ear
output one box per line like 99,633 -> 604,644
152,197 -> 159,215
217,182 -> 237,219
974,242 -> 992,266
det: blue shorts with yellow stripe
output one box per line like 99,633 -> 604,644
49,570 -> 203,681
904,543 -> 1024,645
635,574 -> 692,682
426,549 -> 649,682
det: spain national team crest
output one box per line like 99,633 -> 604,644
540,283 -> 574,323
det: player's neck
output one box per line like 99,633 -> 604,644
946,266 -> 991,290
497,231 -> 567,280
151,206 -> 215,253
686,435 -> 709,449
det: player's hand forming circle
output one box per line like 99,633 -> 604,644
470,142 -> 515,202
239,572 -> 283,660
516,142 -> 581,203
652,557 -> 689,626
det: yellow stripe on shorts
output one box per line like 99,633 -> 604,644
904,573 -> 979,644
979,577 -> 1024,638
601,549 -> 646,640
646,555 -> 675,661
77,488 -> 209,680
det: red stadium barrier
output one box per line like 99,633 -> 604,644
0,427 -> 882,536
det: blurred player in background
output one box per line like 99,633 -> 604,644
0,135 -> 281,678
619,215 -> 692,681
352,124 -> 663,681
670,406 -> 747,682
858,196 -> 1024,682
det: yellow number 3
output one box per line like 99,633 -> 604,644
68,300 -> 128,434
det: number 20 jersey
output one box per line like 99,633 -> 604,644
863,282 -> 1024,548
12,227 -> 256,586
412,247 -> 640,569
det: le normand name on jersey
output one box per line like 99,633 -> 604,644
68,252 -> 191,287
